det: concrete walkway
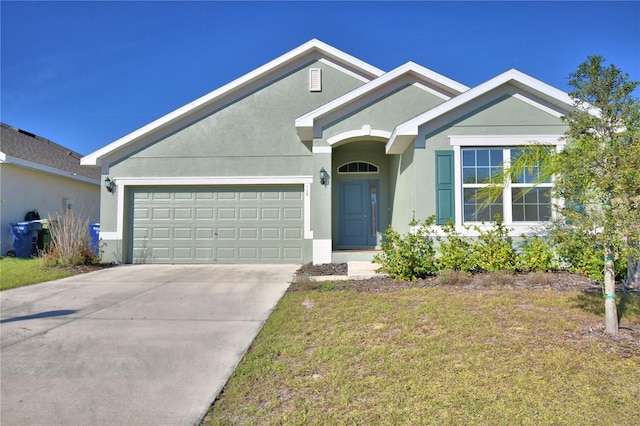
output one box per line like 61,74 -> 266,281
0,264 -> 296,426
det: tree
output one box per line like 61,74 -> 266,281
484,56 -> 640,334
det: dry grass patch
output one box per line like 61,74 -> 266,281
204,288 -> 640,425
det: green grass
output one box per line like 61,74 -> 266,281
205,288 -> 640,425
0,257 -> 73,290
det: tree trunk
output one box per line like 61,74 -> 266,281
604,245 -> 618,334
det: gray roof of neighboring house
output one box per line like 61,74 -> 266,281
0,123 -> 100,181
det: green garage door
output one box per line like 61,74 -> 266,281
130,186 -> 304,263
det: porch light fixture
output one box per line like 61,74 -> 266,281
319,167 -> 327,185
105,177 -> 114,193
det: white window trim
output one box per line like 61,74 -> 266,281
100,176 -> 313,241
449,135 -> 564,234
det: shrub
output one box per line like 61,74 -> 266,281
373,216 -> 438,281
470,217 -> 519,273
436,221 -> 477,272
550,225 -> 604,280
41,209 -> 99,267
518,235 -> 558,272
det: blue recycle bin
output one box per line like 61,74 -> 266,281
9,221 -> 43,258
89,223 -> 100,256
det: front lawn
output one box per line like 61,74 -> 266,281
204,286 -> 640,425
0,257 -> 73,290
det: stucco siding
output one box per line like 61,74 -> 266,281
109,60 -> 365,178
389,147 -> 416,234
0,164 -> 99,256
321,82 -> 446,142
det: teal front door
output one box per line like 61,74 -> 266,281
338,180 -> 378,248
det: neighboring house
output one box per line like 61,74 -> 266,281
81,39 -> 574,265
0,123 -> 100,256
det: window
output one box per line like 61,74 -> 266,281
338,162 -> 379,174
461,147 -> 552,223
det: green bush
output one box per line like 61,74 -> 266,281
519,235 -> 558,272
373,216 -> 438,281
550,226 -> 603,280
470,217 -> 519,273
549,223 -> 631,281
436,221 -> 477,272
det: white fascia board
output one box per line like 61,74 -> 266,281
404,61 -> 470,94
82,39 -> 383,166
2,154 -> 100,185
115,176 -> 313,186
295,62 -> 469,142
386,69 -> 575,154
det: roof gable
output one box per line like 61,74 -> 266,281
0,123 -> 100,183
386,69 -> 575,154
82,39 -> 384,167
295,61 -> 469,141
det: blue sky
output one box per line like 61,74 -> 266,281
2,1 -> 638,156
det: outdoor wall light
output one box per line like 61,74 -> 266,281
105,177 -> 114,193
319,167 -> 328,185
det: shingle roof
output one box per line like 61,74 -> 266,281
0,123 -> 100,181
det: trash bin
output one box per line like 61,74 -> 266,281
89,223 -> 100,256
9,221 -> 43,258
35,219 -> 52,253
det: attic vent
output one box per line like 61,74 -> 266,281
309,68 -> 322,92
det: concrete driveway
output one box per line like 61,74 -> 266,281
0,264 -> 296,426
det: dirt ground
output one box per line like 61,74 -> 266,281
294,263 -> 640,357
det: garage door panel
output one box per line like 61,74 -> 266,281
240,191 -> 259,200
239,228 -> 258,240
152,208 -> 171,219
132,186 -> 303,263
261,208 -> 280,220
174,228 -> 193,239
239,208 -> 258,220
261,228 -> 280,239
217,228 -> 236,239
217,208 -> 236,220
283,247 -> 303,260
174,208 -> 192,219
195,248 -> 214,259
283,228 -> 302,239
134,208 -> 150,219
151,228 -> 171,239
217,192 -> 237,201
151,192 -> 172,201
196,208 -> 214,219
283,208 -> 302,220
194,228 -> 214,239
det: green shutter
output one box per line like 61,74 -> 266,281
435,150 -> 454,225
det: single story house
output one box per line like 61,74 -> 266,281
82,39 -> 574,265
1,123 -> 100,256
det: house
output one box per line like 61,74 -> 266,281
81,39 -> 574,265
1,123 -> 100,256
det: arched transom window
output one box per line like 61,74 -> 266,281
338,161 -> 379,174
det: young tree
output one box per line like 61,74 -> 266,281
485,56 -> 640,334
